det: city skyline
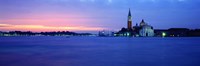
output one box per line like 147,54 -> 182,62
0,0 -> 200,32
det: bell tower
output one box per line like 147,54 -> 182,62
127,8 -> 132,30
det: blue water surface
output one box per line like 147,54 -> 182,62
0,36 -> 200,66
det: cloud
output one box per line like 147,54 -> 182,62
0,24 -> 12,27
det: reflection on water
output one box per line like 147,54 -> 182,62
0,37 -> 200,66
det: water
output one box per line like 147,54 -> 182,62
0,37 -> 200,66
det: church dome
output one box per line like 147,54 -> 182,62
140,19 -> 146,26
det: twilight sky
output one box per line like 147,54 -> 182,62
0,0 -> 200,32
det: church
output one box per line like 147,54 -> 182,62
115,9 -> 154,37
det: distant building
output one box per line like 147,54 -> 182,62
154,28 -> 200,37
188,29 -> 200,37
168,28 -> 189,37
98,30 -> 114,37
154,29 -> 169,37
0,31 -> 2,36
115,9 -> 154,37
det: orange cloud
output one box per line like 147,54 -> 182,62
0,24 -> 106,32
0,18 -> 94,26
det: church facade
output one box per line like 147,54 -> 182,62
115,9 -> 154,37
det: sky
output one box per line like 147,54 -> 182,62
0,0 -> 200,32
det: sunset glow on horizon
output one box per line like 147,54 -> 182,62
0,10 -> 107,32
0,24 -> 105,32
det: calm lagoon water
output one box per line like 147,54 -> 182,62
0,36 -> 200,66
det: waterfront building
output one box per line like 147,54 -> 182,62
115,9 -> 155,37
0,31 -> 2,36
98,30 -> 115,37
139,19 -> 154,37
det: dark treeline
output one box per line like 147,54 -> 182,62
154,28 -> 200,37
0,31 -> 93,36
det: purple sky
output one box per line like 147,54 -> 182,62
0,0 -> 200,32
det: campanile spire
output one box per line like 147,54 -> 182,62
127,8 -> 132,30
